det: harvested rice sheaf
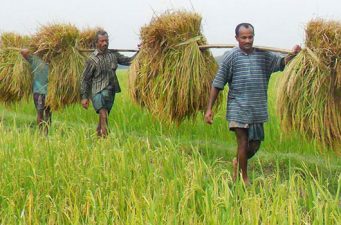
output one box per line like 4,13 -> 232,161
32,24 -> 87,110
31,24 -> 80,62
129,11 -> 219,124
46,48 -> 86,111
79,27 -> 104,49
0,33 -> 32,103
277,19 -> 341,152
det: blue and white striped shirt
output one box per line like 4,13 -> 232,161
213,47 -> 284,123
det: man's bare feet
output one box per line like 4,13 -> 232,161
242,177 -> 250,186
233,158 -> 250,185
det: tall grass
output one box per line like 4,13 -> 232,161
0,70 -> 339,224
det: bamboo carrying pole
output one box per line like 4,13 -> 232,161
0,47 -> 47,55
2,45 -> 291,54
1,44 -> 291,54
77,48 -> 138,53
199,44 -> 291,54
77,44 -> 292,54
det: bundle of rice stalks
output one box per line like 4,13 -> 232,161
129,11 -> 218,124
32,23 -> 87,110
31,24 -> 79,62
46,48 -> 85,111
277,19 -> 341,152
306,19 -> 341,70
78,27 -> 103,49
0,32 -> 32,103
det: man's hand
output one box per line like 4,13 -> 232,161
204,109 -> 214,125
292,45 -> 302,55
20,48 -> 30,60
81,99 -> 89,109
137,43 -> 142,52
285,45 -> 302,64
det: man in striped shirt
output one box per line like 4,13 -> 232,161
204,23 -> 301,184
81,30 -> 137,137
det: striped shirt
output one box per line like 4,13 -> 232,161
212,47 -> 284,123
81,49 -> 135,99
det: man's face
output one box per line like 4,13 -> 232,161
235,26 -> 254,53
96,34 -> 109,52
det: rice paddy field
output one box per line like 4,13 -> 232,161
0,70 -> 340,224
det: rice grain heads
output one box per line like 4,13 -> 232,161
0,33 -> 32,104
129,11 -> 218,124
32,24 -> 87,111
79,27 -> 103,49
277,19 -> 341,153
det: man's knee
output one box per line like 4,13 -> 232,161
99,109 -> 108,118
235,129 -> 248,147
247,141 -> 261,159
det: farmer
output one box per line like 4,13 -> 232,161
80,30 -> 137,137
204,23 -> 301,184
20,49 -> 51,135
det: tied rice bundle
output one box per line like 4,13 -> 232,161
0,33 -> 32,103
277,19 -> 341,152
129,11 -> 218,124
32,24 -> 87,110
47,48 -> 85,110
79,27 -> 103,49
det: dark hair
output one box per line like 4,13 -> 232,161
235,23 -> 254,36
95,30 -> 108,43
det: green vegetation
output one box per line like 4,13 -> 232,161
0,70 -> 340,224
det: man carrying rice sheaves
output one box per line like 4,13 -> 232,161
204,23 -> 301,184
81,30 -> 137,137
20,49 -> 51,135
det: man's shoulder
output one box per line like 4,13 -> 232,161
29,55 -> 48,67
254,48 -> 280,58
87,52 -> 99,64
221,47 -> 239,63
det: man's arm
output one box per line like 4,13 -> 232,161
204,50 -> 234,124
20,48 -> 31,61
268,45 -> 302,74
284,45 -> 302,65
204,86 -> 221,124
115,51 -> 138,66
80,59 -> 95,109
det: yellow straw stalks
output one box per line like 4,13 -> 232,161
32,24 -> 87,110
129,11 -> 218,124
79,27 -> 103,49
0,33 -> 32,103
277,19 -> 341,152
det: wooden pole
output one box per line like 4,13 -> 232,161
2,45 -> 291,54
77,44 -> 291,54
2,47 -> 22,51
77,48 -> 138,53
199,44 -> 291,54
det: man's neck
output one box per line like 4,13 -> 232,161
239,47 -> 254,55
96,48 -> 108,54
